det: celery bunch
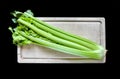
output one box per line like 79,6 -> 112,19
9,10 -> 105,59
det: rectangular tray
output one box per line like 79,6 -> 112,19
18,17 -> 106,63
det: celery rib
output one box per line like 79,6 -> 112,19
17,18 -> 91,51
31,20 -> 98,50
24,12 -> 98,46
18,31 -> 103,59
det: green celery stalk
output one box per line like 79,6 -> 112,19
24,12 -> 98,46
23,12 -> 105,52
24,18 -> 99,50
9,10 -> 106,59
17,18 -> 91,51
18,31 -> 104,59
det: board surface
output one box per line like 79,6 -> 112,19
18,17 -> 106,63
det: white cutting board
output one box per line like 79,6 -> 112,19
18,17 -> 106,63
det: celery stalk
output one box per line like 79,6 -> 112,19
9,10 -> 105,59
18,31 -> 103,59
17,18 -> 91,51
24,12 -> 98,46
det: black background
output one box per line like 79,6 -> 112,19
0,0 -> 119,76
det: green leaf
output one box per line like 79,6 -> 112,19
26,9 -> 34,16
